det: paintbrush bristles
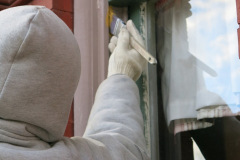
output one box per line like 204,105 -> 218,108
106,6 -> 115,27
106,8 -> 157,65
110,16 -> 126,36
107,6 -> 126,36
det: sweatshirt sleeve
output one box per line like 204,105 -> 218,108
82,74 -> 150,160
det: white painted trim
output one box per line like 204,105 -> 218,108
73,0 -> 109,136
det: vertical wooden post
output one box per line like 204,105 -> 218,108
73,0 -> 109,136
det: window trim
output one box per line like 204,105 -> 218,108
73,0 -> 109,136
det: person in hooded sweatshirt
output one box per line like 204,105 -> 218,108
0,5 -> 150,160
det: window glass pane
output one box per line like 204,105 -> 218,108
157,0 -> 240,130
187,0 -> 239,111
157,0 -> 240,159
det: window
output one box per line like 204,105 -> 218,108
157,0 -> 240,159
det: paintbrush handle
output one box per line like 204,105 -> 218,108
130,37 -> 157,65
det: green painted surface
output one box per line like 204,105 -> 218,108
146,2 -> 159,160
129,4 -> 146,120
108,1 -> 159,158
128,4 -> 142,31
109,0 -> 147,7
129,2 -> 151,153
129,3 -> 159,159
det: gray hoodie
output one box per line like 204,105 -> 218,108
0,5 -> 149,160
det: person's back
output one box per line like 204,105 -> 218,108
0,6 -> 149,160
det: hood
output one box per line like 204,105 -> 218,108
0,6 -> 81,142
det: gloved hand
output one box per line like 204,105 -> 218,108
108,20 -> 147,81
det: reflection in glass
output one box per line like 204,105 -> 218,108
157,0 -> 240,133
157,0 -> 240,159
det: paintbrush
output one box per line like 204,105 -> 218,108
107,8 -> 157,65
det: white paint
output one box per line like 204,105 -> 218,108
140,2 -> 151,155
73,0 -> 108,136
193,139 -> 205,160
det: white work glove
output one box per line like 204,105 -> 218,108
108,20 -> 147,81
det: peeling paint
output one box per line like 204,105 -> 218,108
139,2 -> 151,155
140,3 -> 147,46
129,2 -> 151,155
